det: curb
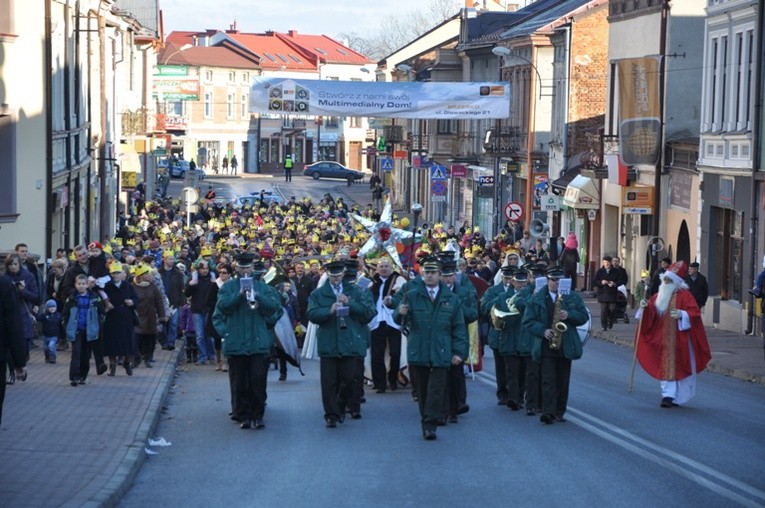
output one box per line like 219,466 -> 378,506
592,331 -> 765,386
84,349 -> 182,507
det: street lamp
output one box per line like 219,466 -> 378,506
492,46 -> 546,99
163,43 -> 192,66
409,203 -> 423,272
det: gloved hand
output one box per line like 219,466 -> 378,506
670,310 -> 681,319
640,299 -> 648,308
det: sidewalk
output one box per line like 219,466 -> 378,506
584,295 -> 765,385
0,345 -> 181,507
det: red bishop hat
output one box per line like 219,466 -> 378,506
664,260 -> 687,285
88,242 -> 103,251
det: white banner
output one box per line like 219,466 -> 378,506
250,77 -> 510,119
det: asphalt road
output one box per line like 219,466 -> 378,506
120,338 -> 765,507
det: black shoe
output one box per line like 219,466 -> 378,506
447,415 -> 458,424
325,416 -> 337,428
555,415 -> 567,422
108,363 -> 116,377
660,397 -> 678,408
498,397 -> 508,406
507,400 -> 520,411
7,371 -> 15,385
124,363 -> 133,376
240,420 -> 252,429
254,419 -> 265,429
278,374 -> 286,381
134,357 -> 142,367
423,429 -> 437,441
337,411 -> 346,424
526,408 -> 536,416
97,363 -> 108,376
78,379 -> 86,385
540,413 -> 555,425
435,418 -> 446,426
71,379 -> 79,387
457,404 -> 470,415
350,411 -> 362,420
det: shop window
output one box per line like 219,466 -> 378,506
714,207 -> 743,301
0,112 -> 17,221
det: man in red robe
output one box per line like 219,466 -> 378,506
635,261 -> 712,407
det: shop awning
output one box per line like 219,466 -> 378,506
117,143 -> 141,173
551,167 -> 580,193
563,175 -> 599,209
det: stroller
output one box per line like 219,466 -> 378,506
613,287 -> 630,324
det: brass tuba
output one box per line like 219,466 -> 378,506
549,294 -> 566,350
490,293 -> 520,331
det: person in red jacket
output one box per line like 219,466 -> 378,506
635,261 -> 712,408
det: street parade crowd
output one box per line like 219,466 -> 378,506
0,189 -> 711,438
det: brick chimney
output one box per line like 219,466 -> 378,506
288,30 -> 298,37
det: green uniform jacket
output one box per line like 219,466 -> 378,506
509,285 -> 535,356
448,281 -> 478,324
391,279 -> 468,367
213,277 -> 283,356
306,282 -> 376,358
521,289 -> 589,362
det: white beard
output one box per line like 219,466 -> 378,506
654,281 -> 677,316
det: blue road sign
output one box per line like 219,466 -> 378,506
381,158 -> 393,171
430,165 -> 447,180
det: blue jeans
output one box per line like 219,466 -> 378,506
192,313 -> 214,362
163,308 -> 179,347
44,335 -> 58,362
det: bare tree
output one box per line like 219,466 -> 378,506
338,0 -> 462,60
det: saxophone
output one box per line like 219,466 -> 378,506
490,293 -> 520,331
549,294 -> 567,350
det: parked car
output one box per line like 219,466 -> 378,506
232,190 -> 283,209
158,159 -> 205,180
302,161 -> 364,182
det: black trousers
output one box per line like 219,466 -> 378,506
69,331 -> 105,381
600,302 -> 616,329
285,169 -> 292,182
443,362 -> 467,417
370,323 -> 401,390
540,355 -> 572,418
492,347 -> 508,402
320,357 -> 358,419
523,355 -> 541,411
229,354 -> 270,422
410,365 -> 447,432
502,354 -> 522,406
349,357 -> 365,413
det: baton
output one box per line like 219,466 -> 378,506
627,310 -> 645,394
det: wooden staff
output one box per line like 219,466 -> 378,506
627,307 -> 646,394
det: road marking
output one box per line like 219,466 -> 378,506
473,371 -> 765,507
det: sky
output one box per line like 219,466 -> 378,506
160,0 -> 434,40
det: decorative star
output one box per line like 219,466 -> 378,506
350,197 -> 419,273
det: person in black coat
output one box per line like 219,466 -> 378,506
0,274 -> 27,424
685,262 -> 709,310
648,257 -> 672,297
592,256 -> 620,331
102,263 -> 138,376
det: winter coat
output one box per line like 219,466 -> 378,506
62,290 -> 104,342
185,273 -> 213,314
158,265 -> 185,308
132,281 -> 165,335
38,311 -> 63,337
7,268 -> 39,339
102,280 -> 138,357
522,289 -> 588,362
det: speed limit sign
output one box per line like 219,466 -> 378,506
504,201 -> 524,222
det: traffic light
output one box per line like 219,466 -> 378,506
377,136 -> 386,152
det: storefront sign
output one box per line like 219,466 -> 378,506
622,185 -> 654,214
451,164 -> 467,178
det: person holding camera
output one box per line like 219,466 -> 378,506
306,260 -> 376,428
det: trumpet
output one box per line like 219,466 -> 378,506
549,295 -> 566,350
247,286 -> 259,310
490,293 -> 520,331
336,294 -> 349,329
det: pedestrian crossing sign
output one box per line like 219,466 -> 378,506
430,165 -> 447,180
381,158 -> 393,171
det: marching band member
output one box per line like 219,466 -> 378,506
389,256 -> 467,441
307,260 -> 376,428
522,269 -> 588,425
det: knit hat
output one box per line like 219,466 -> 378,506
45,299 -> 57,309
564,232 -> 578,250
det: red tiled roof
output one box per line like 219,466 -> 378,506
165,29 -> 373,72
228,33 -> 317,72
278,31 -> 373,65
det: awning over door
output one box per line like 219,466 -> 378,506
563,175 -> 599,209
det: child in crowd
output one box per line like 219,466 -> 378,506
633,269 -> 649,309
39,299 -> 62,364
62,274 -> 106,386
178,299 -> 197,364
